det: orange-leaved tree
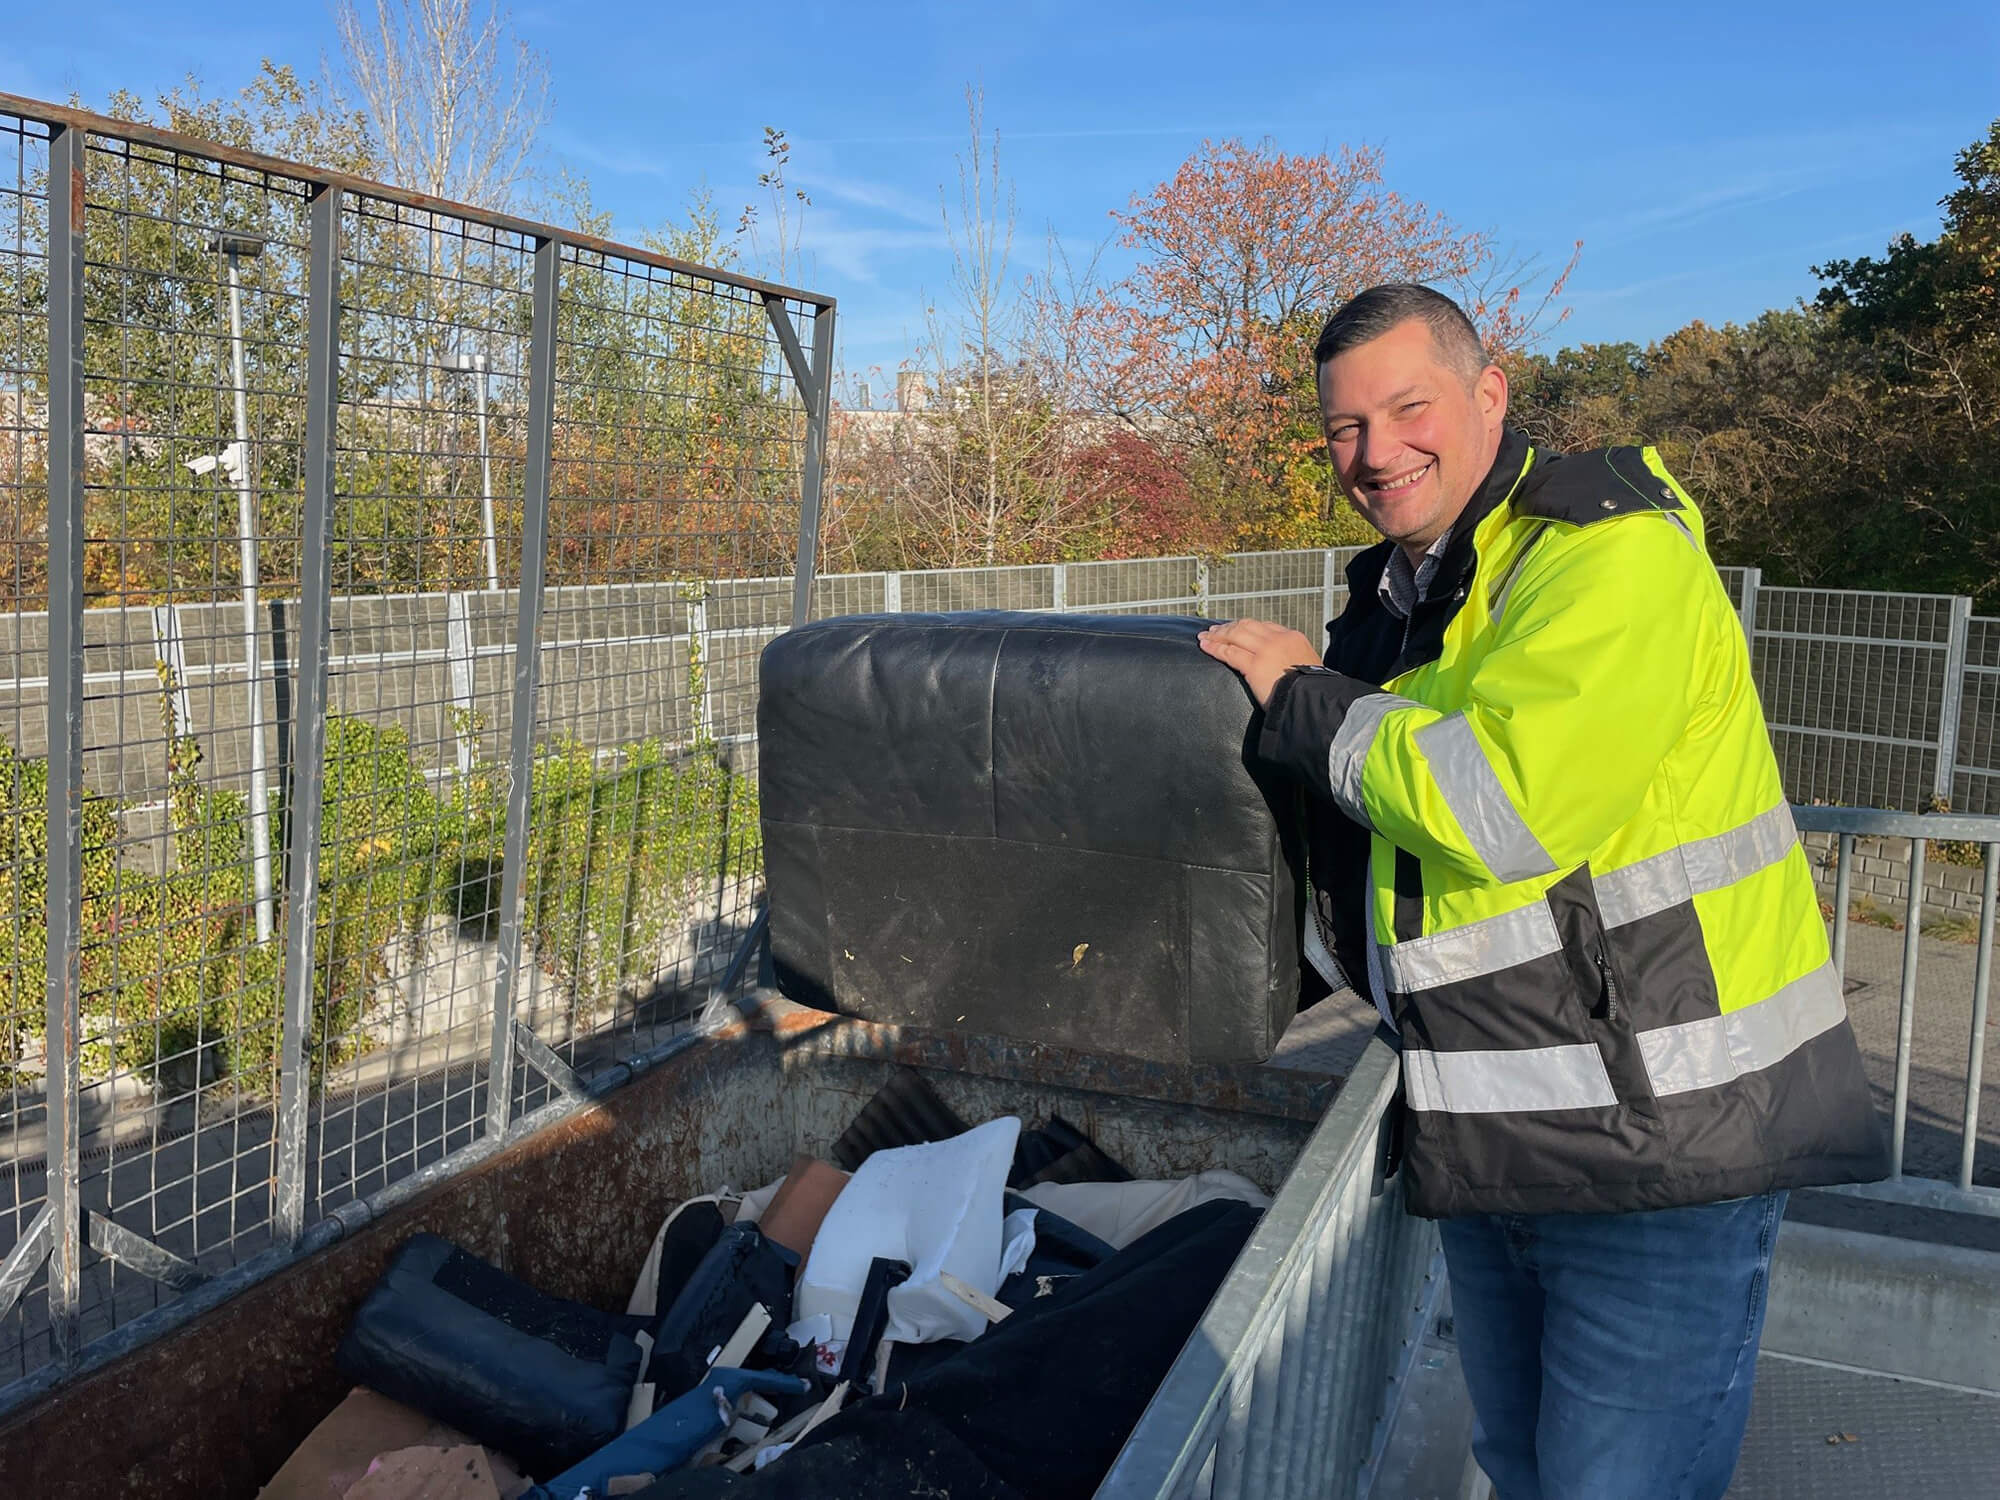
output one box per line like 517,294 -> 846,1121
1088,139 -> 1574,549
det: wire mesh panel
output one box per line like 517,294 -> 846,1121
302,197 -> 540,1218
895,562 -> 1055,613
1751,588 -> 1962,811
1206,549 -> 1330,636
0,92 -> 834,1405
1957,616 -> 2000,816
1066,556 -> 1199,616
512,251 -> 816,1116
0,110 -> 51,1385
0,117 -> 324,1372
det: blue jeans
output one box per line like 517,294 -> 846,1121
1439,1190 -> 1785,1500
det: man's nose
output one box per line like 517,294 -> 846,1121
1355,426 -> 1402,473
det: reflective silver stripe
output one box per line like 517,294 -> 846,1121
1385,899 -> 1560,993
1326,692 -> 1418,829
1402,963 -> 1848,1116
1596,803 -> 1800,930
1411,712 -> 1557,883
1403,1042 -> 1617,1115
1639,961 -> 1847,1097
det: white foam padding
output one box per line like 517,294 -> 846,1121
791,1116 -> 1021,1346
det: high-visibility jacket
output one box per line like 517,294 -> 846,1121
1261,429 -> 1889,1218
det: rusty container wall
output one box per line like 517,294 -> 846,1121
0,998 -> 1332,1500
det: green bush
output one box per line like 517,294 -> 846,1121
0,704 -> 760,1100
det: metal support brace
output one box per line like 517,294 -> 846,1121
761,295 -> 836,628
1322,548 -> 1340,629
511,1020 -> 586,1101
884,572 -> 903,613
1937,595 -> 1973,805
44,122 -> 87,1369
86,1213 -> 207,1293
1050,564 -> 1067,613
274,183 -> 342,1245
487,236 -> 559,1140
0,1204 -> 51,1324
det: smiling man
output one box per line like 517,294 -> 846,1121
1199,283 -> 1887,1500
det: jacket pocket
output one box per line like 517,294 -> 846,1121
1544,864 -> 1664,1127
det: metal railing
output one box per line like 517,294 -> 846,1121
1099,1033 -> 1440,1500
0,91 -> 833,1407
1796,804 -> 2000,1217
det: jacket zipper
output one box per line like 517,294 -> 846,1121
1595,948 -> 1621,1023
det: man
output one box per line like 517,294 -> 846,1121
1198,284 -> 1888,1500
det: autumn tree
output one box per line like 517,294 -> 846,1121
1088,139 -> 1574,551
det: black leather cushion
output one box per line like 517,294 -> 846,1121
758,612 -> 1303,1064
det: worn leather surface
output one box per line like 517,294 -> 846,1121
758,612 -> 1304,1064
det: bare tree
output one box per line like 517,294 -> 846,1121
331,0 -> 550,210
847,89 -> 1101,568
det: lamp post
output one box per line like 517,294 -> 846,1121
209,231 -> 275,945
456,351 -> 500,591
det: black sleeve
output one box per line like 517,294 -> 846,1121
1256,666 -> 1378,796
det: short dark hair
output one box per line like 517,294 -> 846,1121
1312,283 -> 1488,385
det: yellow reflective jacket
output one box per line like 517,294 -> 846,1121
1261,431 -> 1889,1217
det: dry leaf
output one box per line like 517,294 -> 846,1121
1071,943 -> 1089,966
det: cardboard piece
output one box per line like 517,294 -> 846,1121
342,1445 -> 501,1500
758,1155 -> 850,1262
258,1387 -> 527,1500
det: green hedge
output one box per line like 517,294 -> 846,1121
0,707 -> 759,1098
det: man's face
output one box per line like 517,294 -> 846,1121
1316,319 -> 1508,550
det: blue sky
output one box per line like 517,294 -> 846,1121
3,1 -> 1995,391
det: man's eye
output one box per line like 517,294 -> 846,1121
1398,401 -> 1429,417
1327,425 -> 1358,443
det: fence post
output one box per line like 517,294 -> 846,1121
42,121 -> 87,1369
1738,566 -> 1762,643
486,236 -> 560,1141
445,591 -> 477,782
1322,548 -> 1340,628
1051,563 -> 1067,613
689,587 -> 715,744
1937,595 -> 1973,807
884,571 -> 902,613
1194,558 -> 1210,618
273,183 -> 342,1245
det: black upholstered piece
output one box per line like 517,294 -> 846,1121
758,612 -> 1304,1064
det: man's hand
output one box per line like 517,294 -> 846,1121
1198,619 -> 1324,708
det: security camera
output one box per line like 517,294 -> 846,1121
185,442 -> 246,482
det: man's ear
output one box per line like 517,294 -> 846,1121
1478,362 -> 1509,426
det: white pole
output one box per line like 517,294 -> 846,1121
224,249 -> 276,945
472,354 -> 499,592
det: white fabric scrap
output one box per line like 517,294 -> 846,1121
1019,1171 -> 1271,1250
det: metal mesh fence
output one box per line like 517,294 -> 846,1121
0,94 -> 831,1403
1957,615 -> 2000,816
1750,587 -> 1966,810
